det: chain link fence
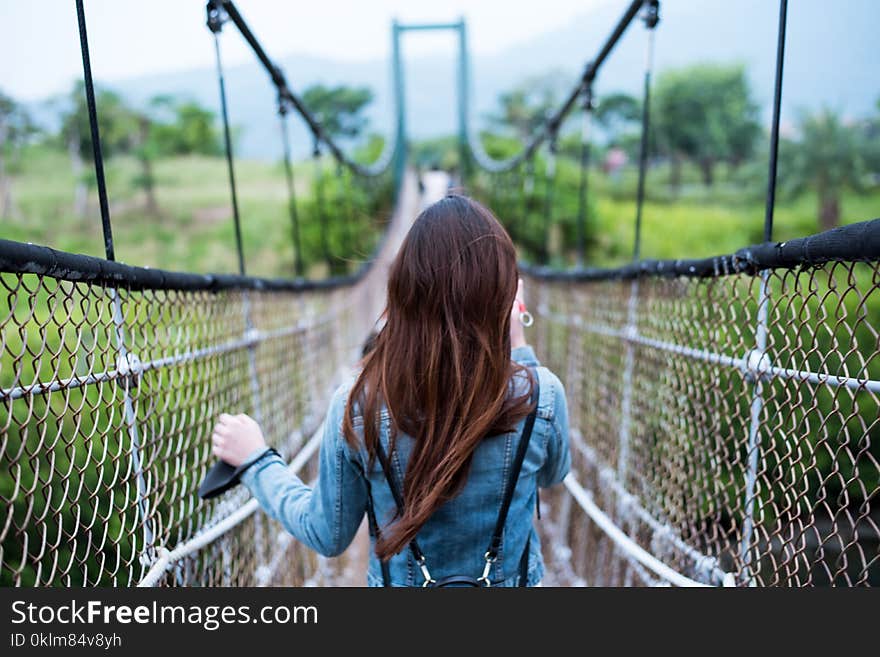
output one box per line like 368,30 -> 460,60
3,214 -> 878,587
0,242 -> 388,586
532,220 -> 880,586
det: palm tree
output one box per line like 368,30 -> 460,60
783,108 -> 865,232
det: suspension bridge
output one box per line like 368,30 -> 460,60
1,0 -> 878,588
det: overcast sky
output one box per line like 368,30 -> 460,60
1,0 -> 611,100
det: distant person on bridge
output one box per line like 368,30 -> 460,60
210,195 -> 570,587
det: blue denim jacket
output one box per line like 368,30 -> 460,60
241,345 -> 570,586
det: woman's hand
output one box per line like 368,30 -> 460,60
510,277 -> 528,351
210,413 -> 267,467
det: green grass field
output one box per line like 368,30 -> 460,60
2,145 -> 388,279
585,188 -> 880,267
1,144 -> 877,586
2,144 -> 878,275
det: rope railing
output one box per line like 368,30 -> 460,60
527,219 -> 880,587
0,167 -> 421,586
0,0 -> 409,587
561,473 -> 716,587
460,0 -> 880,588
3,0 -> 878,590
569,431 -> 732,585
137,420 -> 325,587
466,0 -> 659,267
464,0 -> 650,174
209,0 -> 397,179
0,257 -> 370,585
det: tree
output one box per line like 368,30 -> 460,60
128,96 -> 222,214
59,82 -> 135,161
782,108 -> 865,231
653,63 -> 760,188
859,97 -> 880,177
56,89 -> 221,215
132,111 -> 159,214
594,92 -> 640,137
301,85 -> 373,141
491,89 -> 551,142
411,135 -> 459,170
150,97 -> 222,156
0,90 -> 37,219
58,82 -> 136,215
489,71 -> 569,141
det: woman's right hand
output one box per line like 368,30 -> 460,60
510,278 -> 528,350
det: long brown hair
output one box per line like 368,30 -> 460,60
343,194 -> 534,560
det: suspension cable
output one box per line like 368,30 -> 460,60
488,169 -> 499,217
74,0 -> 114,261
338,162 -> 354,271
740,0 -> 789,585
76,0 -> 159,565
208,3 -> 246,275
277,95 -> 304,276
313,138 -> 330,271
500,168 -> 515,233
763,0 -> 788,242
542,131 -> 559,265
575,83 -> 595,267
519,156 -> 535,248
632,0 -> 660,262
212,0 -> 396,179
465,0 -> 647,174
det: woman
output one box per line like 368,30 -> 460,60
210,195 -> 570,586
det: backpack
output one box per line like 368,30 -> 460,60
365,368 -> 540,587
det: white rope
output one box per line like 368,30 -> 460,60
139,424 -> 725,588
538,306 -> 880,394
563,472 -> 712,588
1,310 -> 337,402
569,430 -> 731,584
137,421 -> 325,587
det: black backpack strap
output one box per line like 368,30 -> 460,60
479,366 -> 540,586
518,534 -> 531,587
373,366 -> 540,588
374,437 -> 436,586
363,476 -> 392,586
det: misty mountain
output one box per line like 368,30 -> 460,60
33,0 -> 880,160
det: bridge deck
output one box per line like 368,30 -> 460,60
310,171 -> 575,587
303,170 -> 443,586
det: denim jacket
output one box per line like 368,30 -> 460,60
241,344 -> 570,586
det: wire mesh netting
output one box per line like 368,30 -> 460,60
0,269 -> 380,586
2,213 -> 878,587
532,258 -> 880,586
